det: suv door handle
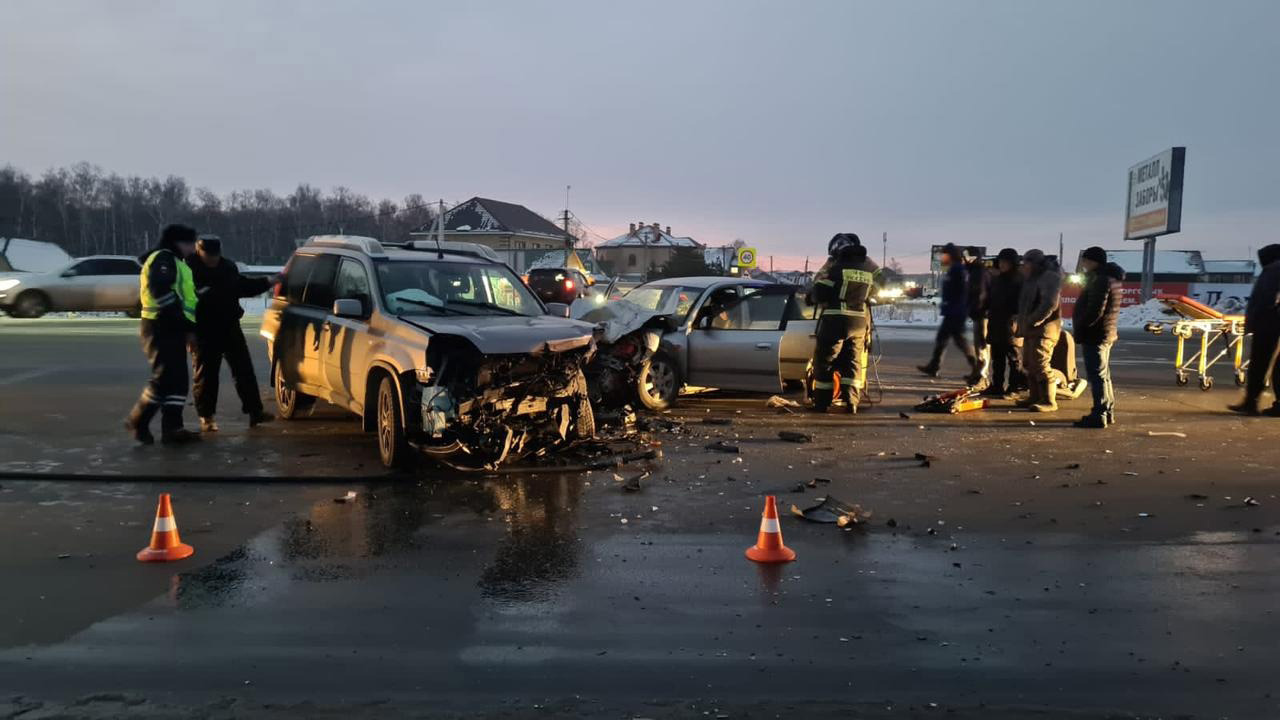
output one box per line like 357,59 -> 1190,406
755,342 -> 772,349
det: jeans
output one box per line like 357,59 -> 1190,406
1081,342 -> 1114,417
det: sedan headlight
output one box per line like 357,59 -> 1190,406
0,278 -> 21,292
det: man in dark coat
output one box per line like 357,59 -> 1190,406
1016,249 -> 1063,412
983,248 -> 1026,397
918,243 -> 978,379
963,246 -> 991,386
1228,243 -> 1280,416
1071,247 -> 1124,428
187,236 -> 276,431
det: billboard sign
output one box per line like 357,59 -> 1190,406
1125,147 -> 1185,240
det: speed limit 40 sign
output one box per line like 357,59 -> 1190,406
737,247 -> 758,269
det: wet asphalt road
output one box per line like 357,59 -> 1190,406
2,316 -> 1279,719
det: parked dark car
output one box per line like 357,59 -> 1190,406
526,267 -> 594,305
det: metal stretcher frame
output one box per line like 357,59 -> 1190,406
1143,295 -> 1248,391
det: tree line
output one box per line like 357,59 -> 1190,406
0,162 -> 438,264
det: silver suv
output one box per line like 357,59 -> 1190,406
261,236 -> 599,469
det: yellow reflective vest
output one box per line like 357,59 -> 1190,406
139,249 -> 197,323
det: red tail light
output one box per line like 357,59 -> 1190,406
564,279 -> 575,291
272,279 -> 284,297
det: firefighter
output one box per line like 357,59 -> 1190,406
810,234 -> 879,414
188,236 -> 276,432
124,224 -> 201,444
917,243 -> 977,379
983,248 -> 1026,397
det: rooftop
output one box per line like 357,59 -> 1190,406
598,223 -> 701,249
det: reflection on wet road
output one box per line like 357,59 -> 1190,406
5,473 -> 1278,718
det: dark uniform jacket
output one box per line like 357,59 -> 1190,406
1245,244 -> 1280,336
965,262 -> 991,321
988,268 -> 1023,336
939,263 -> 968,319
813,257 -> 880,314
187,257 -> 271,330
1073,262 -> 1125,345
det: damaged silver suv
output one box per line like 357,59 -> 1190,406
261,236 -> 598,469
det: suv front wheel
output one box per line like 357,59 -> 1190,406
376,375 -> 410,468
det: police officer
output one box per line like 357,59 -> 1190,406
125,224 -> 201,444
810,234 -> 879,414
188,236 -> 276,432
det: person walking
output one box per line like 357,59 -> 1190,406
124,224 -> 201,444
1016,249 -> 1062,413
1228,244 -> 1280,416
963,247 -> 991,386
1071,247 -> 1124,428
187,236 -> 276,432
918,243 -> 977,379
983,248 -> 1026,397
810,236 -> 879,413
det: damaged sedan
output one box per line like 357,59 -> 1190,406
262,236 -> 598,469
579,277 -> 819,409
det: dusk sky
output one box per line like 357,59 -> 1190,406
3,0 -> 1277,271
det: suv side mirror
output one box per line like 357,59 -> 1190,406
544,302 -> 571,318
332,298 -> 364,318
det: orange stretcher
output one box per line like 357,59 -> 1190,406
1143,295 -> 1247,390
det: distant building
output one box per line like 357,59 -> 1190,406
1088,249 -> 1204,282
411,197 -> 567,252
595,223 -> 702,279
1202,260 -> 1257,283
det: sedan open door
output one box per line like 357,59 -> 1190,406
685,285 -> 799,393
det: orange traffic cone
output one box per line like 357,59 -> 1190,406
745,495 -> 796,564
136,493 -> 194,563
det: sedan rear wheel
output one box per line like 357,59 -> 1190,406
274,361 -> 313,419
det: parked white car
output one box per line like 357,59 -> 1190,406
0,255 -> 142,318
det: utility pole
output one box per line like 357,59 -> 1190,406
882,231 -> 887,267
563,185 -> 572,250
1058,232 -> 1064,270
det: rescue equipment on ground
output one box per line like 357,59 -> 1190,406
914,386 -> 989,414
1143,295 -> 1248,391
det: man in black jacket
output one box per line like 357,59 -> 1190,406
984,248 -> 1026,397
963,247 -> 991,386
918,243 -> 977,379
1071,247 -> 1124,428
1229,243 -> 1280,416
188,237 -> 275,431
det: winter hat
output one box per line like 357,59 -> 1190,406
159,224 -> 197,252
996,248 -> 1020,264
1081,246 -> 1107,265
197,236 -> 223,255
1022,248 -> 1046,267
1257,244 -> 1280,267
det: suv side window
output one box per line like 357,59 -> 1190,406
66,259 -> 105,276
303,255 -> 339,309
284,255 -> 316,303
334,259 -> 372,308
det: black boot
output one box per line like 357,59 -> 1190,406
248,410 -> 275,427
837,388 -> 858,415
916,364 -> 940,378
1072,414 -> 1108,429
162,428 -> 202,445
1228,398 -> 1260,416
124,417 -> 155,445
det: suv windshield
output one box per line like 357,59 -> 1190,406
375,258 -> 542,317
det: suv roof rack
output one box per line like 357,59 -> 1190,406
393,240 -> 503,264
306,235 -> 386,257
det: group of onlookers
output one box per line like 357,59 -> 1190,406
919,243 -> 1125,428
